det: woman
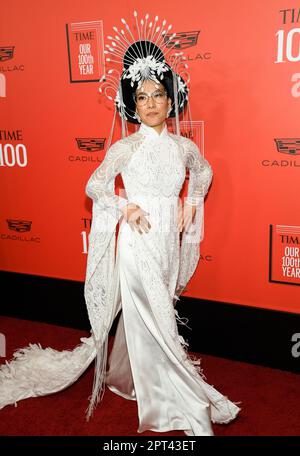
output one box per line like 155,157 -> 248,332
98,77 -> 241,436
0,12 -> 241,436
82,20 -> 242,430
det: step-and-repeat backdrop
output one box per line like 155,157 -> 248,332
1,0 -> 299,313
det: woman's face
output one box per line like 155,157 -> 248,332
135,79 -> 172,127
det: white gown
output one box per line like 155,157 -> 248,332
104,122 -> 241,435
0,122 -> 241,435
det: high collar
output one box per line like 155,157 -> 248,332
138,122 -> 169,139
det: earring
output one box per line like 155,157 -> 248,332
167,107 -> 172,118
135,112 -> 141,123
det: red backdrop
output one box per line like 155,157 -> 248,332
1,0 -> 299,313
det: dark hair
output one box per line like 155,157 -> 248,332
118,40 -> 189,124
160,79 -> 171,99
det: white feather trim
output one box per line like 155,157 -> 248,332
0,336 -> 96,409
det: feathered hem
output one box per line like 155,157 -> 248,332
0,336 -> 96,410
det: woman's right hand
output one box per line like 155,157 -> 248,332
121,203 -> 151,234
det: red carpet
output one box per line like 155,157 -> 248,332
0,316 -> 299,436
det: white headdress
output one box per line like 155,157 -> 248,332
99,10 -> 192,145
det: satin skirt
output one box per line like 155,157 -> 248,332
105,220 -> 214,435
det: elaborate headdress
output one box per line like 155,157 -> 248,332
99,11 -> 192,145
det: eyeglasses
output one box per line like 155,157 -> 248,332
134,90 -> 168,106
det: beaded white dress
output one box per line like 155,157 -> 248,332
0,121 -> 241,435
96,122 -> 241,435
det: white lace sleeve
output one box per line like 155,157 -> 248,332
175,138 -> 213,300
85,142 -> 129,215
184,139 -> 213,205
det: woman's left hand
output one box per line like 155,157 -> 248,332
178,201 -> 196,232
